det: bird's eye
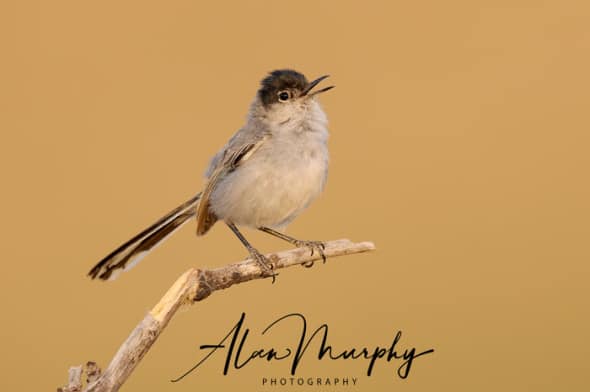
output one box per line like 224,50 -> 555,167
278,91 -> 290,102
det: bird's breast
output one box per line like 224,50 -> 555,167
209,129 -> 329,229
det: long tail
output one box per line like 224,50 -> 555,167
88,192 -> 202,280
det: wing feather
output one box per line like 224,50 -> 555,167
195,137 -> 267,235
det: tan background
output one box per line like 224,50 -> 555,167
1,0 -> 589,390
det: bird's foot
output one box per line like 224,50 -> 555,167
294,240 -> 326,268
248,248 -> 278,283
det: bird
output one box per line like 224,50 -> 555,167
88,69 -> 334,282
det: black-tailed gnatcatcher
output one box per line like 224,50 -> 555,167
88,70 -> 334,282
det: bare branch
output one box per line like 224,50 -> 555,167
57,366 -> 82,392
63,239 -> 375,392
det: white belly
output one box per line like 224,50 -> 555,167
209,135 -> 328,229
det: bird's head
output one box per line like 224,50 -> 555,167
255,69 -> 334,125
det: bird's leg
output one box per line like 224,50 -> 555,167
226,222 -> 277,283
258,227 -> 326,268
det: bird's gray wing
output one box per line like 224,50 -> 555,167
196,123 -> 270,235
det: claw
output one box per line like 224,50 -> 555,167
293,240 -> 327,266
318,246 -> 326,263
248,248 -> 278,283
302,260 -> 315,268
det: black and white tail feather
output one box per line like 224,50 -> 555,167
88,193 -> 201,280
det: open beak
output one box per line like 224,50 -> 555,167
301,75 -> 335,97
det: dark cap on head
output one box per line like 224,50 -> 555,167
258,69 -> 308,107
